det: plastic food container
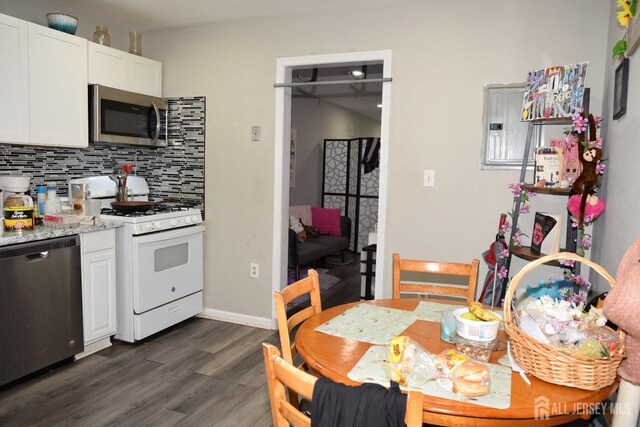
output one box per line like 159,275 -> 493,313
453,308 -> 500,341
452,333 -> 498,362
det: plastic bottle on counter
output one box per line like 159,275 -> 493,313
43,186 -> 61,215
36,185 -> 47,223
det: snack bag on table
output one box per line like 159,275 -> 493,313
386,336 -> 439,388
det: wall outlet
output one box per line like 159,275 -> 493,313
250,263 -> 259,278
251,125 -> 261,142
424,169 -> 435,187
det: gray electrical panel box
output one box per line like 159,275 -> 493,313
481,84 -> 539,169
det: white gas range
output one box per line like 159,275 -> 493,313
70,176 -> 204,343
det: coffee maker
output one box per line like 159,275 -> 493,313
0,175 -> 34,231
0,175 -> 32,204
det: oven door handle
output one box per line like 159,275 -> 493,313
151,101 -> 161,145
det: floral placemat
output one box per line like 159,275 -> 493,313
413,301 -> 462,322
347,345 -> 512,409
314,304 -> 419,344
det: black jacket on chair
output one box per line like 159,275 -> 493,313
311,378 -> 407,427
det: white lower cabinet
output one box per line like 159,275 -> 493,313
78,229 -> 117,358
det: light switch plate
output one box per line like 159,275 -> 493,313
424,169 -> 435,187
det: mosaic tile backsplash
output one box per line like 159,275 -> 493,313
0,96 -> 206,217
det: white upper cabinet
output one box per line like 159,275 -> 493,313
88,42 -> 128,90
129,54 -> 162,97
88,42 -> 162,97
28,23 -> 88,147
0,14 -> 30,143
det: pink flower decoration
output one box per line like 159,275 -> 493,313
590,137 -> 603,149
572,113 -> 588,132
508,182 -> 523,197
520,204 -> 531,214
559,259 -> 576,268
498,266 -> 508,279
581,236 -> 592,249
499,249 -> 510,259
596,162 -> 606,175
594,116 -> 602,128
501,222 -> 511,234
565,134 -> 578,146
571,217 -> 579,228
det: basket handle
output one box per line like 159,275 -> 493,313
503,252 -> 616,322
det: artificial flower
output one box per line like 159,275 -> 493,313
596,162 -> 606,175
520,204 -> 531,214
498,266 -> 508,279
512,230 -> 526,247
593,116 -> 603,128
508,182 -> 523,198
565,133 -> 578,146
590,137 -> 603,149
618,7 -> 632,27
500,221 -> 511,235
572,113 -> 588,132
559,259 -> 576,268
499,249 -> 510,259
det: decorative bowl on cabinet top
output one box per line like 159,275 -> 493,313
46,13 -> 78,35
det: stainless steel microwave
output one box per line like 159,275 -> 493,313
89,85 -> 168,147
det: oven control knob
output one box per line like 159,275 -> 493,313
145,224 -> 153,231
170,219 -> 177,227
154,221 -> 162,229
191,215 -> 200,223
185,216 -> 192,224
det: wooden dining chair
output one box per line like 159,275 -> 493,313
263,343 -> 423,427
273,269 -> 322,408
274,269 -> 322,365
392,253 -> 480,303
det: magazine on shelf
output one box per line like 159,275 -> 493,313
534,147 -> 563,188
531,212 -> 563,255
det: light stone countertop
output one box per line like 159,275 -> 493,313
0,221 -> 122,247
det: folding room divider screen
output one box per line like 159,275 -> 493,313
322,138 -> 379,252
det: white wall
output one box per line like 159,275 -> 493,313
1,0 -> 611,322
142,0 -> 609,321
590,2 -> 640,293
290,97 -> 380,207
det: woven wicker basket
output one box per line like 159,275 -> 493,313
504,252 -> 625,390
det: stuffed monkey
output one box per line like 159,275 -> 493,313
571,113 -> 602,228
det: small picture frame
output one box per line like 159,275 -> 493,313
613,58 -> 629,120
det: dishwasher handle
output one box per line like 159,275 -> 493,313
25,251 -> 50,261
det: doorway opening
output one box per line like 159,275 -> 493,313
272,50 -> 392,324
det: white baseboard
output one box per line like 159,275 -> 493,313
198,307 -> 276,330
75,336 -> 113,359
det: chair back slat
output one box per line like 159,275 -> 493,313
393,253 -> 479,303
274,269 -> 322,364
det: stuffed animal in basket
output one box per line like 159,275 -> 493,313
569,113 -> 605,228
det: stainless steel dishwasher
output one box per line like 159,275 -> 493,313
0,235 -> 84,387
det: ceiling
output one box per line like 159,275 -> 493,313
55,0 -> 405,32
292,63 -> 383,121
54,0 -> 388,121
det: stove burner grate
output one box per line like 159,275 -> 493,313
101,204 -> 192,217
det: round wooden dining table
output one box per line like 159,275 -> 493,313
294,298 -> 618,426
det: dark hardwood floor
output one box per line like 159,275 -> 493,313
0,318 -> 280,427
317,250 -> 362,308
0,253 -> 363,427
